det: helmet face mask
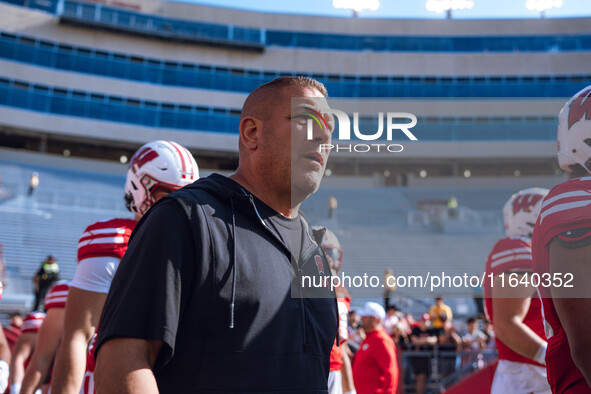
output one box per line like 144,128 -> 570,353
124,140 -> 199,216
502,187 -> 549,238
557,86 -> 591,175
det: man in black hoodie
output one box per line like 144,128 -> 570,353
94,76 -> 339,394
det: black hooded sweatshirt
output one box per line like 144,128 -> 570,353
96,173 -> 338,393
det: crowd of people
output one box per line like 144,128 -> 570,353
345,298 -> 496,393
0,77 -> 588,394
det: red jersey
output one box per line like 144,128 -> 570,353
45,281 -> 69,310
77,218 -> 137,262
22,311 -> 45,333
3,325 -> 21,352
77,218 -> 135,394
39,282 -> 69,386
352,328 -> 398,394
330,286 -> 351,371
532,177 -> 591,393
483,236 -> 546,367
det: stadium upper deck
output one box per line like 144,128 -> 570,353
0,0 -> 588,180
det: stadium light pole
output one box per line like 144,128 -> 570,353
425,0 -> 475,19
525,0 -> 563,18
333,0 -> 380,18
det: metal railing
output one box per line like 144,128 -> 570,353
58,0 -> 265,50
399,346 -> 498,393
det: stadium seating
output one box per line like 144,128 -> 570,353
1,31 -> 589,98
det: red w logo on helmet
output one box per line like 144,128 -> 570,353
512,194 -> 543,215
568,88 -> 591,129
130,147 -> 159,172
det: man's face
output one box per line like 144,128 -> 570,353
256,86 -> 333,203
350,312 -> 360,326
290,91 -> 333,199
420,319 -> 430,329
360,315 -> 374,331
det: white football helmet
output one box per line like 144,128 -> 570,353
557,85 -> 591,174
124,140 -> 199,215
503,187 -> 549,237
314,226 -> 343,275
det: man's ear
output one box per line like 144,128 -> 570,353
239,117 -> 260,151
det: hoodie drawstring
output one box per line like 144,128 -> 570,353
229,197 -> 237,329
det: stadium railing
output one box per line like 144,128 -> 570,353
3,0 -> 591,53
1,31 -> 590,98
400,346 -> 498,393
0,76 -> 558,140
58,1 -> 265,51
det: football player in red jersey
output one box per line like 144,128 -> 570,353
0,282 -> 11,394
532,86 -> 591,392
8,311 -> 45,394
314,227 -> 354,394
20,281 -> 69,394
484,187 -> 551,393
50,140 -> 198,394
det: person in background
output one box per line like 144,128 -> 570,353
532,85 -> 591,391
27,173 -> 39,196
428,297 -> 452,336
20,281 -> 69,394
352,302 -> 398,394
438,321 -> 461,378
447,195 -> 458,218
4,314 -> 23,353
9,311 -> 45,394
328,196 -> 338,219
8,315 -> 23,331
383,306 -> 399,337
0,281 -> 11,394
409,313 -> 437,394
383,306 -> 406,394
347,310 -> 363,355
314,226 -> 352,394
484,187 -> 550,393
32,256 -> 59,311
481,319 -> 495,350
461,317 -> 487,352
383,268 -> 396,310
50,140 -> 199,394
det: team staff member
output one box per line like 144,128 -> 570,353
352,302 -> 398,394
50,141 -> 199,394
94,76 -> 338,393
532,86 -> 591,392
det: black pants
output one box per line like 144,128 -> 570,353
33,281 -> 54,311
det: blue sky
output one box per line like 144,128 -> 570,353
175,0 -> 591,19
